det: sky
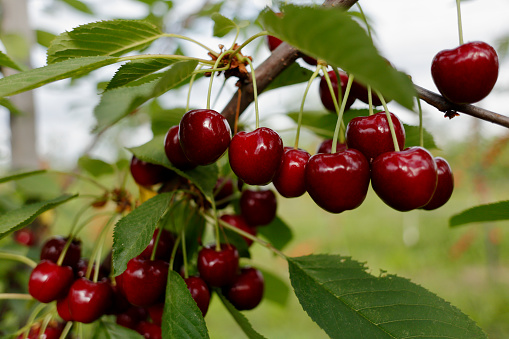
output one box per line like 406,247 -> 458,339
1,0 -> 509,168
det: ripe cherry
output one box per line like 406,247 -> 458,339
371,146 -> 438,211
185,276 -> 211,316
56,294 -> 73,322
305,149 -> 370,213
28,260 -> 74,303
197,244 -> 239,287
350,80 -> 389,107
178,109 -> 231,165
220,214 -> 257,247
138,228 -> 175,261
229,127 -> 283,185
164,125 -> 196,170
224,267 -> 264,311
40,236 -> 81,269
316,139 -> 347,154
240,189 -> 277,226
147,303 -> 164,326
319,71 -> 356,113
117,306 -> 149,330
130,156 -> 173,187
346,112 -> 406,162
13,229 -> 36,247
266,31 -> 316,65
214,177 -> 235,209
67,277 -> 114,324
18,321 -> 64,339
136,321 -> 162,339
273,147 -> 310,198
431,41 -> 498,104
422,157 -> 454,210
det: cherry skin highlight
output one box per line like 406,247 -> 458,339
40,236 -> 81,269
67,277 -> 114,324
122,257 -> 169,307
28,260 -> 74,303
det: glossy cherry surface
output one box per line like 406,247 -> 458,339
28,260 -> 74,303
422,157 -> 454,210
136,321 -> 162,339
273,147 -> 311,198
122,257 -> 169,307
130,156 -> 172,187
68,278 -> 114,324
371,146 -> 438,211
346,112 -> 406,162
197,244 -> 239,287
240,189 -> 277,226
40,236 -> 81,269
138,228 -> 175,261
316,139 -> 347,154
164,125 -> 196,170
178,109 -> 231,166
305,149 -> 370,213
185,276 -> 211,316
224,267 -> 264,311
431,41 -> 498,104
229,127 -> 283,185
220,214 -> 257,247
319,70 -> 356,113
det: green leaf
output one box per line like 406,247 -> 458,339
259,6 -> 416,109
112,192 -> 174,276
0,98 -> 23,115
78,156 -> 115,177
162,270 -> 210,339
47,20 -> 163,64
211,13 -> 237,37
93,60 -> 197,132
257,217 -> 292,251
264,62 -> 315,92
288,254 -> 486,339
36,30 -> 57,48
0,170 -> 47,184
93,320 -> 144,339
147,103 -> 186,136
0,56 -> 119,98
60,0 -> 94,14
0,50 -> 23,71
106,58 -> 178,91
258,268 -> 289,306
0,194 -> 77,239
450,201 -> 509,227
404,124 -> 438,150
128,135 -> 218,202
216,290 -> 267,339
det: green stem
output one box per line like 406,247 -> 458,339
0,293 -> 34,300
322,68 -> 346,145
357,3 -> 373,41
186,65 -> 203,112
456,0 -> 464,45
230,31 -> 270,58
150,227 -> 164,262
181,230 -> 189,279
376,89 -> 400,152
56,236 -> 76,267
87,214 -> 118,281
59,321 -> 73,339
295,66 -> 322,149
367,86 -> 374,116
244,57 -> 260,129
207,50 -> 231,110
211,199 -> 221,252
49,170 -> 109,192
331,75 -> 355,153
162,33 -> 218,55
169,235 -> 182,271
39,314 -> 52,338
20,303 -> 47,339
0,252 -> 36,268
71,211 -> 117,239
417,97 -> 424,147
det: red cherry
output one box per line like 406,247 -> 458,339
106,283 -> 131,315
345,112 -> 406,162
75,258 -> 109,280
197,244 -> 239,287
371,146 -> 438,211
122,257 -> 169,307
240,189 -> 277,226
117,306 -> 149,330
431,41 -> 498,104
266,35 -> 282,52
28,260 -> 74,303
136,321 -> 162,339
273,147 -> 311,198
422,157 -> 454,210
138,228 -> 175,261
350,80 -> 390,107
147,303 -> 164,326
68,278 -> 114,324
178,109 -> 231,166
220,214 -> 257,247
40,236 -> 81,269
305,149 -> 370,213
19,322 -> 65,339
13,229 -> 36,246
130,156 -> 173,187
56,294 -> 73,322
229,127 -> 284,185
316,139 -> 347,154
214,177 -> 234,209
319,71 -> 356,113
185,276 -> 211,316
164,125 -> 197,170
224,267 -> 264,311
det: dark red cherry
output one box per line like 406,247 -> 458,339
266,35 -> 282,51
75,258 -> 109,280
20,321 -> 65,339
130,156 -> 173,187
185,276 -> 211,316
40,236 -> 81,269
138,228 -> 175,261
350,80 -> 388,106
319,71 -> 356,113
214,177 -> 234,209
422,157 -> 454,210
122,257 -> 169,307
371,146 -> 438,211
224,267 -> 264,311
178,109 -> 231,166
164,125 -> 197,170
116,306 -> 149,330
219,214 -> 257,247
28,260 -> 74,303
273,147 -> 310,198
56,294 -> 73,322
147,303 -> 164,326
346,112 -> 406,162
106,283 -> 131,315
68,277 -> 114,324
13,229 -> 36,247
229,127 -> 283,185
240,189 -> 277,226
316,139 -> 347,154
305,149 -> 370,213
136,321 -> 162,339
197,244 -> 239,287
431,41 -> 498,104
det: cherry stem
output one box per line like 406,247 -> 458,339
322,67 -> 346,146
376,89 -> 400,152
244,57 -> 260,129
87,214 -> 118,281
49,170 -> 109,192
230,31 -> 270,58
367,86 -> 374,116
19,303 -> 46,339
456,0 -> 464,45
39,314 -> 52,338
210,198 -> 221,252
56,236 -> 75,267
59,322 -> 73,339
417,97 -> 424,147
356,3 -> 373,41
295,65 -> 322,149
169,235 -> 182,271
186,65 -> 203,112
0,252 -> 36,268
234,88 -> 242,135
0,293 -> 34,300
331,75 -> 355,153
181,230 -> 189,279
207,50 -> 230,110
150,227 -> 164,262
162,33 -> 218,56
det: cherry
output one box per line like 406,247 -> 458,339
349,80 -> 386,106
431,41 -> 499,104
345,112 -> 406,162
422,157 -> 454,210
67,277 -> 114,324
197,244 -> 239,287
219,214 -> 257,247
28,260 -> 74,303
164,125 -> 196,171
75,258 -> 109,280
240,189 -> 277,226
319,71 -> 356,113
316,139 -> 347,154
214,177 -> 234,209
138,228 -> 175,261
19,321 -> 64,339
117,306 -> 149,330
147,303 -> 164,326
305,149 -> 370,213
371,146 -> 438,211
40,236 -> 81,269
136,321 -> 162,339
107,283 -> 131,315
178,109 -> 231,166
273,147 -> 311,198
130,156 -> 173,187
266,25 -> 317,66
56,294 -> 73,322
121,257 -> 169,307
13,229 -> 36,246
224,267 -> 264,311
229,127 -> 284,185
185,276 -> 211,316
